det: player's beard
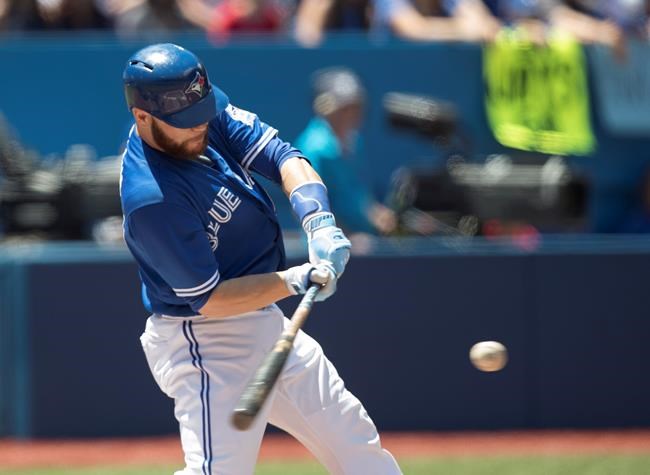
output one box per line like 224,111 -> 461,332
151,120 -> 208,160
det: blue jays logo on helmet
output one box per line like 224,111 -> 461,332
123,43 -> 229,129
185,71 -> 206,98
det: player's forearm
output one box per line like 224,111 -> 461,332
199,272 -> 292,318
280,156 -> 323,196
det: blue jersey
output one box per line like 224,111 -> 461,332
120,104 -> 303,316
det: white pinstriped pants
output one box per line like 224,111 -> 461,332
140,305 -> 401,475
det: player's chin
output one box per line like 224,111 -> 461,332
184,135 -> 208,156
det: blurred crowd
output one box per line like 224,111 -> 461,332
0,0 -> 649,48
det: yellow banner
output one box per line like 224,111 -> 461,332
484,31 -> 595,155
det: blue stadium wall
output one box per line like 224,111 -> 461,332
1,34 -> 650,231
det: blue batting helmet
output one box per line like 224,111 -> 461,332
123,43 -> 229,128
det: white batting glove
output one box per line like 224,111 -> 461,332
283,262 -> 337,301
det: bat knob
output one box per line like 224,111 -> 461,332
231,409 -> 255,431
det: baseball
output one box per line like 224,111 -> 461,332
469,341 -> 508,372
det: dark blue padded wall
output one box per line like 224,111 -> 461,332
532,253 -> 650,428
27,262 -> 175,437
1,240 -> 650,437
281,255 -> 530,430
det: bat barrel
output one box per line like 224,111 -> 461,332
231,336 -> 294,430
231,285 -> 321,431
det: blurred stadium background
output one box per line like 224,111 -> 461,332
1,0 -> 650,473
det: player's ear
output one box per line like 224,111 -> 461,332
132,108 -> 150,125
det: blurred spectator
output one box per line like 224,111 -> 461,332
295,67 -> 398,235
207,0 -> 289,41
294,0 -> 370,47
373,0 -> 496,41
0,0 -> 40,30
113,0 -> 202,36
617,167 -> 650,233
37,0 -> 112,29
565,0 -> 649,36
1,0 -> 112,30
560,0 -> 648,60
445,0 -> 624,48
548,2 -> 625,50
111,0 -> 289,41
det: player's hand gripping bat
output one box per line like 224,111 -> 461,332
231,284 -> 321,431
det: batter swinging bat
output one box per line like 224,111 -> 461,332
231,284 -> 321,431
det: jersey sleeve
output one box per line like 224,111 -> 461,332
216,104 -> 305,183
126,203 -> 219,313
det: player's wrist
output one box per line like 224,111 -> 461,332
303,212 -> 336,234
289,182 -> 334,232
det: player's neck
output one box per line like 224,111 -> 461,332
137,125 -> 163,154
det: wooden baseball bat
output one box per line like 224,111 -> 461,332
231,284 -> 321,431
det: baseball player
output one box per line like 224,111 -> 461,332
119,43 -> 402,475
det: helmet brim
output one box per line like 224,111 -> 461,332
158,83 -> 229,129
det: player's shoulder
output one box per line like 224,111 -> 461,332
210,103 -> 260,131
224,103 -> 259,127
120,126 -> 165,217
